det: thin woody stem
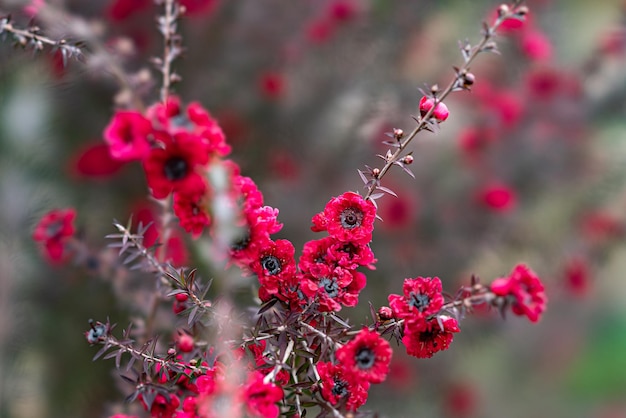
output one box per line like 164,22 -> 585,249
364,2 -> 525,201
103,337 -> 207,374
158,0 -> 182,104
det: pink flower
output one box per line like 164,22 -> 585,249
32,208 -> 76,263
520,30 -> 553,61
335,328 -> 392,384
103,111 -> 153,161
419,96 -> 449,122
490,264 -> 547,322
243,371 -> 283,418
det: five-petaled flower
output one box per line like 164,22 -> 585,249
311,191 -> 376,245
142,131 -> 210,199
317,361 -> 370,411
335,327 -> 392,384
402,316 -> 461,359
388,276 -> 445,321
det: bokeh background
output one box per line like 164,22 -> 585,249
2,0 -> 626,417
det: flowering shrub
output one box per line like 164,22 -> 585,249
15,0 -> 626,416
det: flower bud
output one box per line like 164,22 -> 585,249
419,96 -> 450,122
497,4 -> 510,17
378,306 -> 394,321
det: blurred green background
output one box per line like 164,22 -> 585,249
2,0 -> 626,417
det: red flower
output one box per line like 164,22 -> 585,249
32,208 -> 76,263
302,267 -> 366,312
259,72 -> 286,100
311,192 -> 376,245
490,264 -> 547,322
143,131 -> 209,199
230,203 -> 282,268
106,0 -> 153,21
335,328 -> 392,384
402,316 -> 460,359
419,96 -> 449,122
388,276 -> 445,321
70,142 -> 126,179
249,239 -> 297,297
317,361 -> 370,411
186,102 -> 231,157
103,111 -> 153,161
180,0 -> 219,16
147,99 -> 231,158
328,0 -> 357,22
329,240 -> 377,270
243,371 -> 283,418
563,256 -> 590,297
140,393 -> 180,418
173,190 -> 211,238
306,18 -> 336,44
478,182 -> 517,213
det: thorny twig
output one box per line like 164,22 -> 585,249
363,1 -> 528,201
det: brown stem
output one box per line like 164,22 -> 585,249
364,2 -> 525,200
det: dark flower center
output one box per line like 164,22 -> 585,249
164,157 -> 189,181
231,230 -> 251,251
340,207 -> 363,229
419,330 -> 437,346
355,347 -> 375,370
45,221 -> 64,238
332,378 -> 348,398
261,255 -> 282,275
320,277 -> 339,298
409,292 -> 430,312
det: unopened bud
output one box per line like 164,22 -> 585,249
378,306 -> 394,321
372,168 -> 381,177
393,128 -> 404,140
402,155 -> 414,165
430,84 -> 440,95
497,4 -> 510,17
462,72 -> 475,87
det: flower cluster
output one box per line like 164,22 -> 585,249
387,276 -> 461,358
103,97 -> 232,240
